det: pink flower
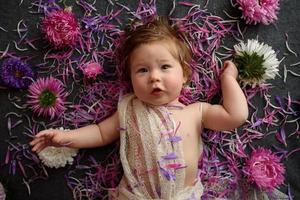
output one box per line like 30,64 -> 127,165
41,10 -> 80,48
82,62 -> 103,79
236,0 -> 280,25
27,77 -> 68,119
243,147 -> 285,191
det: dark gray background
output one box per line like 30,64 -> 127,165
0,0 -> 299,199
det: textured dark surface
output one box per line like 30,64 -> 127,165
0,0 -> 299,199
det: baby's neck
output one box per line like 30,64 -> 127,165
146,101 -> 185,110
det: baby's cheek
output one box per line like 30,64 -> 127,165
131,78 -> 141,89
168,79 -> 184,93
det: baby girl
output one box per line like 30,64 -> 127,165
30,17 -> 248,199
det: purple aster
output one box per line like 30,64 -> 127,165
27,77 -> 68,119
0,58 -> 34,89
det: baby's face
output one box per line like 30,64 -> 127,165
129,41 -> 187,106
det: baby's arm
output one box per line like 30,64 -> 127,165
202,60 -> 248,131
30,112 -> 120,153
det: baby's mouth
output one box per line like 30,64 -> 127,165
151,88 -> 163,95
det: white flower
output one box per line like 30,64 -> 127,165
233,39 -> 280,86
38,127 -> 78,169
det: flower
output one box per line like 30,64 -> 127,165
82,62 -> 103,79
236,0 -> 280,25
243,147 -> 285,191
233,39 -> 280,86
41,9 -> 80,48
38,146 -> 78,168
38,127 -> 78,168
27,77 -> 68,119
0,58 -> 34,89
0,182 -> 6,200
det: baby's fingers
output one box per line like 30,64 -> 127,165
30,131 -> 55,150
31,138 -> 46,152
30,136 -> 44,146
35,129 -> 56,137
222,60 -> 238,78
32,141 -> 47,153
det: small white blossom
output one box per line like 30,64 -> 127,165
38,127 -> 78,169
234,39 -> 280,86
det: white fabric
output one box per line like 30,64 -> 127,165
112,94 -> 203,200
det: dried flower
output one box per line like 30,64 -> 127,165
0,182 -> 6,200
236,0 -> 280,25
41,9 -> 80,48
27,77 -> 68,119
0,58 -> 34,89
38,127 -> 78,168
234,39 -> 280,86
243,147 -> 285,191
82,62 -> 103,79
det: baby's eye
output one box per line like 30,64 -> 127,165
136,68 -> 148,73
161,64 -> 171,70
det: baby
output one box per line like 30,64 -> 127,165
30,17 -> 248,199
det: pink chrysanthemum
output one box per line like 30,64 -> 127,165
27,77 -> 68,119
236,0 -> 280,25
243,147 -> 285,191
82,62 -> 103,79
41,9 -> 80,48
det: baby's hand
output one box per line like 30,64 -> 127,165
221,60 -> 238,79
30,129 -> 68,153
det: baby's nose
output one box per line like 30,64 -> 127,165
149,70 -> 161,82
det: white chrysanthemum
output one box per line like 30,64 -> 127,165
234,39 -> 280,86
38,127 -> 78,169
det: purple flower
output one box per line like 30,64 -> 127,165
27,77 -> 68,119
243,147 -> 285,191
0,58 -> 34,89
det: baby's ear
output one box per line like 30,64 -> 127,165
183,75 -> 188,85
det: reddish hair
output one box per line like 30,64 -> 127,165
120,16 -> 192,81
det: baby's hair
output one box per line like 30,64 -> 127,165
120,16 -> 192,81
